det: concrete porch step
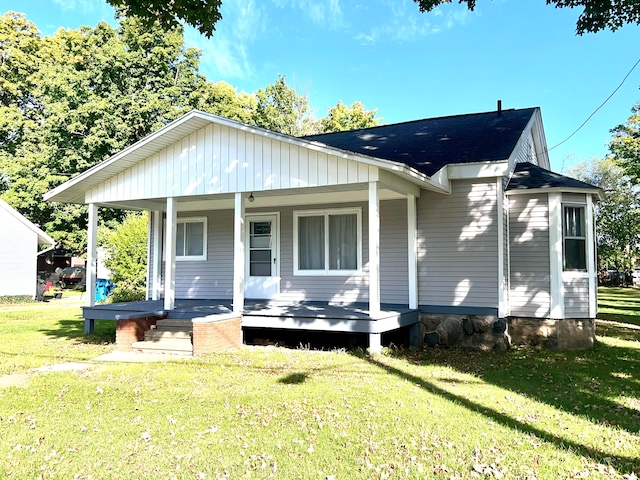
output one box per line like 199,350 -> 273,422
155,319 -> 194,329
131,339 -> 193,356
145,330 -> 192,341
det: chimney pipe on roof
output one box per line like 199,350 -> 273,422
497,99 -> 502,116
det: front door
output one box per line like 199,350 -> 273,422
245,214 -> 279,299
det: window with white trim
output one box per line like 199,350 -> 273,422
294,208 -> 361,275
563,205 -> 586,271
176,217 -> 207,261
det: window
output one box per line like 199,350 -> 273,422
176,217 -> 207,261
294,208 -> 361,275
563,206 -> 586,271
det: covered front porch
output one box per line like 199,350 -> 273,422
83,299 -> 421,352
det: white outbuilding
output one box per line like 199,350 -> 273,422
0,198 -> 55,298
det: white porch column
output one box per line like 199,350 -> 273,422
586,195 -> 597,318
84,203 -> 98,333
548,192 -> 564,319
164,197 -> 177,311
407,194 -> 418,309
233,192 -> 246,313
369,181 -> 381,316
152,210 -> 162,301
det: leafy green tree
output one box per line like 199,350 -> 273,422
413,0 -> 640,35
321,101 -> 382,133
99,212 -> 148,301
610,101 -> 640,182
196,81 -> 257,124
254,75 -> 319,136
107,0 -> 222,38
0,14 -> 212,252
568,157 -> 640,282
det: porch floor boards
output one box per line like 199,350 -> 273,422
83,299 -> 419,334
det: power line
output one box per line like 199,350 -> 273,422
546,56 -> 640,154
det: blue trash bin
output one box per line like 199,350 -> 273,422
95,278 -> 109,302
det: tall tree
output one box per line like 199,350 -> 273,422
106,0 -> 222,38
320,101 -> 382,133
413,0 -> 640,35
610,101 -> 640,182
254,75 -> 319,136
0,14 -> 211,252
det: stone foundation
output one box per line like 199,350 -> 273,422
508,317 -> 595,349
192,313 -> 242,355
420,313 -> 510,352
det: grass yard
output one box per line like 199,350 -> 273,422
0,289 -> 638,479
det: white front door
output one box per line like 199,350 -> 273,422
245,214 -> 280,299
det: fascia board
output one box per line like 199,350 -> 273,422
447,161 -> 509,179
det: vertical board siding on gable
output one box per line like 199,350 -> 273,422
85,125 -> 379,204
564,277 -> 590,318
0,209 -> 38,297
417,180 -> 499,309
508,193 -> 551,318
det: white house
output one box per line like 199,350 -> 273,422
44,105 -> 600,352
0,198 -> 55,298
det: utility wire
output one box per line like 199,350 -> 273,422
546,56 -> 640,154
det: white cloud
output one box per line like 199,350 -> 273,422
52,0 -> 102,14
354,1 -> 471,45
185,0 -> 265,81
270,0 -> 345,28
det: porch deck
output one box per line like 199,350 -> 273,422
83,299 -> 419,335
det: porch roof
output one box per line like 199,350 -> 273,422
44,110 -> 443,206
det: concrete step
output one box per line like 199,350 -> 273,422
131,340 -> 193,356
155,319 -> 194,329
145,330 -> 192,341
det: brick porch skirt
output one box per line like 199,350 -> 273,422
192,313 -> 242,355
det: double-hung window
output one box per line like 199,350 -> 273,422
294,208 -> 361,275
176,217 -> 207,261
563,206 -> 586,271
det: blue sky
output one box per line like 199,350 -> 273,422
7,0 -> 640,173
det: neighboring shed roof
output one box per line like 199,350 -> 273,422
303,107 -> 537,176
0,198 -> 55,246
506,162 -> 600,192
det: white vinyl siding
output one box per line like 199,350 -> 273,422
86,123 -> 379,203
564,276 -> 590,318
0,208 -> 39,297
417,180 -> 499,309
514,131 -> 536,165
155,199 -> 409,304
508,194 -> 551,318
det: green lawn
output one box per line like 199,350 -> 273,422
0,289 -> 638,479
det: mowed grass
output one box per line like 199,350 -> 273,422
0,290 -> 638,479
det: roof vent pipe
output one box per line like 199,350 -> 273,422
497,99 -> 502,116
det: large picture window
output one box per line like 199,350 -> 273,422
563,206 -> 586,271
294,208 -> 361,275
176,217 -> 207,261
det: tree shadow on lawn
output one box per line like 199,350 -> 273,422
40,319 -> 115,345
359,350 -> 639,475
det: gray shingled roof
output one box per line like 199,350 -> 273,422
303,108 -> 537,177
506,162 -> 600,192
